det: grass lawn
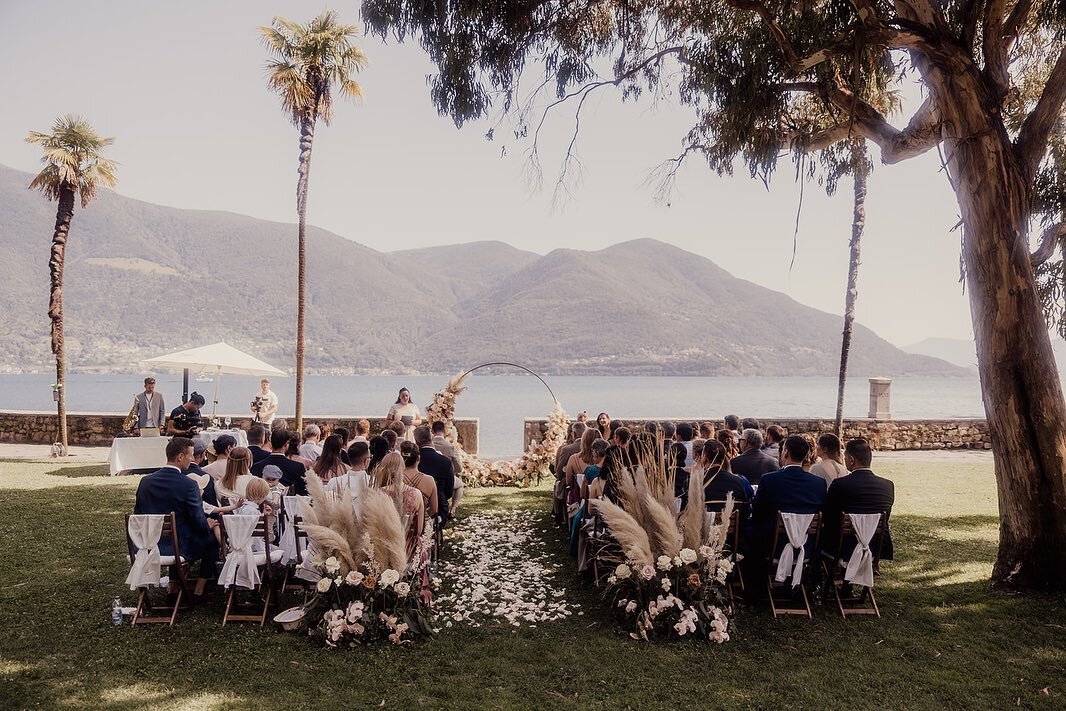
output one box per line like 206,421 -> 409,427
0,455 -> 1063,710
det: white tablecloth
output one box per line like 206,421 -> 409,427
109,429 -> 248,476
109,437 -> 170,476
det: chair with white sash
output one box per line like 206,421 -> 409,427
707,503 -> 745,599
821,511 -> 886,618
767,511 -> 821,619
123,513 -> 192,625
279,495 -> 313,595
218,513 -> 283,625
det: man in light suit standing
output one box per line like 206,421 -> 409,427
134,377 -> 166,435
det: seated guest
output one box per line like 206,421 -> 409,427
565,429 -> 599,507
763,424 -> 786,461
246,425 -> 271,463
821,437 -> 895,561
203,434 -> 237,480
751,435 -> 828,557
643,420 -> 661,436
216,446 -> 254,501
387,420 -> 407,444
724,415 -> 742,444
612,426 -> 631,449
671,443 -> 690,510
810,433 -> 849,486
800,433 -> 819,470
332,427 -> 351,465
251,428 -> 309,496
701,440 -> 754,513
699,422 -> 715,440
261,465 -> 288,537
675,422 -> 696,467
271,418 -> 289,432
553,422 -> 586,523
661,421 -> 676,444
589,445 -> 626,503
312,434 -> 348,484
741,417 -> 760,432
431,421 -> 464,476
231,478 -> 272,554
327,441 -> 371,513
571,438 -> 609,564
285,431 -> 313,470
609,419 -> 623,439
167,393 -> 205,436
716,429 -> 740,461
134,437 -> 218,580
400,441 -> 439,519
185,439 -> 224,511
299,424 -> 323,462
595,412 -> 611,440
382,428 -> 399,453
367,435 -> 391,477
415,425 -> 455,522
730,428 -> 780,486
351,419 -> 371,444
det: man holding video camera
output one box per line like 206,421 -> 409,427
251,378 -> 279,426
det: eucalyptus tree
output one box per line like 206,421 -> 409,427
364,0 -> 1066,589
261,10 -> 367,430
26,115 -> 118,456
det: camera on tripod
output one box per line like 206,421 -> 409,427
251,395 -> 265,422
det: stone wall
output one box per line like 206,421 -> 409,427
0,411 -> 479,454
524,417 -> 991,452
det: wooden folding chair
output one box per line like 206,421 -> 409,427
124,513 -> 193,626
821,512 -> 886,618
588,511 -> 620,589
707,503 -> 745,601
767,512 -> 821,619
218,514 -> 283,626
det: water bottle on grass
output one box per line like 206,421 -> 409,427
111,596 -> 122,626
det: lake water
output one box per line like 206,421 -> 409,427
0,373 -> 990,458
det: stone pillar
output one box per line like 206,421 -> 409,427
868,378 -> 892,419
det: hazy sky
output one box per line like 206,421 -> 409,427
0,1 -> 979,347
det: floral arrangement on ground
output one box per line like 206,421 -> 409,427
426,372 -> 569,487
296,474 -> 435,647
590,441 -> 735,642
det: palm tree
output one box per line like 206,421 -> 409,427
835,141 -> 871,438
260,10 -> 366,431
26,115 -> 118,456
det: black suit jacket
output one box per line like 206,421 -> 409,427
418,446 -> 455,516
134,465 -> 214,561
251,453 -> 308,496
822,468 -> 895,560
730,448 -> 780,485
248,445 -> 271,464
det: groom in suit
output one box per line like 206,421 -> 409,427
134,437 -> 219,579
415,426 -> 455,522
751,435 -> 828,560
821,437 -> 895,561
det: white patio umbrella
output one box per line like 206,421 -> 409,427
143,342 -> 288,418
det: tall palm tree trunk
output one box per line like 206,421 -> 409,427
835,144 -> 868,438
294,112 -> 316,432
49,184 -> 75,456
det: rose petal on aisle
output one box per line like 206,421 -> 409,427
436,510 -> 578,627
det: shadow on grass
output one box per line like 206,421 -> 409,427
43,463 -> 111,478
2,485 -> 1065,710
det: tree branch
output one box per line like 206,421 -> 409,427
778,83 -> 942,162
1002,0 -> 1036,49
1016,46 -> 1066,181
982,0 -> 1009,100
1031,222 -> 1066,268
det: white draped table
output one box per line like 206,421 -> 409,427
108,429 -> 247,475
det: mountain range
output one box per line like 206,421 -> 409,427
0,162 -> 962,377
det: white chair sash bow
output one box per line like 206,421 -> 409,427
844,513 -> 881,588
219,514 -> 261,590
775,513 -> 815,588
125,514 -> 165,589
279,495 -> 301,565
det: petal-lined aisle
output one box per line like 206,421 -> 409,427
436,510 -> 580,627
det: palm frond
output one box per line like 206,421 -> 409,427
25,115 -> 115,205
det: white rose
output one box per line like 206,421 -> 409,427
316,577 -> 332,593
395,582 -> 411,597
615,564 -> 632,579
679,548 -> 698,565
656,555 -> 672,571
698,545 -> 714,559
380,569 -> 400,588
324,556 -> 341,574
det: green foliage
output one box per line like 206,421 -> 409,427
25,114 -> 117,208
261,10 -> 367,126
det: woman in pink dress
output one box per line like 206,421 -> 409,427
373,452 -> 430,600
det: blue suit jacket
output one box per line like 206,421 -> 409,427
134,465 -> 212,560
751,465 -> 828,553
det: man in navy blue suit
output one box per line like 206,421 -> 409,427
821,437 -> 895,561
134,437 -> 219,579
414,426 -> 455,522
751,435 -> 828,560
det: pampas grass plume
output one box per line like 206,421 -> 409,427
592,498 -> 653,568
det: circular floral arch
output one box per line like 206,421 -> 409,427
425,364 -> 568,487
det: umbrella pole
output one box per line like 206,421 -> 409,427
211,366 -> 222,420
182,369 -> 189,404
